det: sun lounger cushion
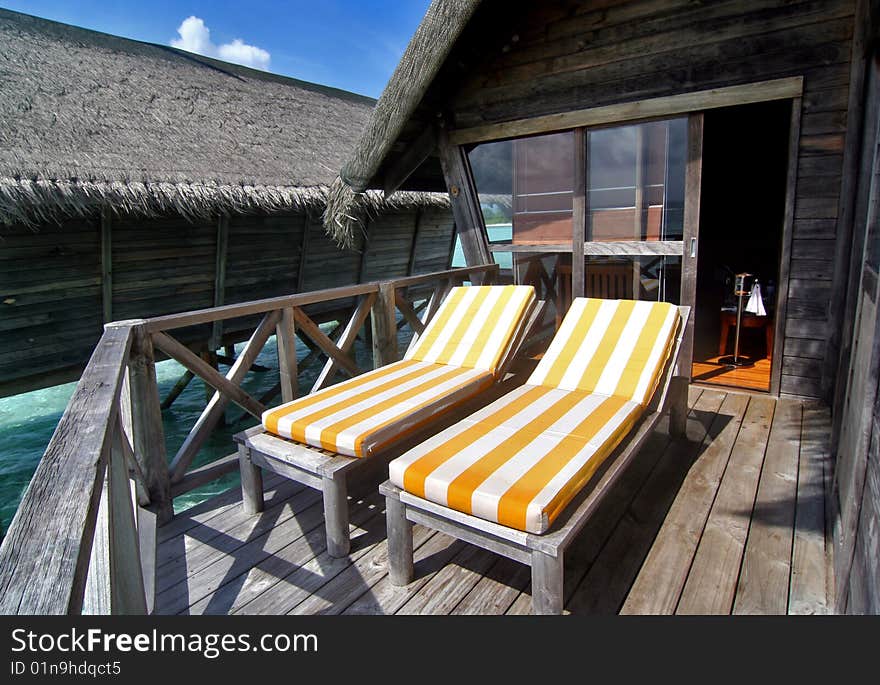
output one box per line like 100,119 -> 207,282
390,297 -> 680,532
261,284 -> 536,458
528,298 -> 679,406
404,285 -> 536,375
263,359 -> 494,458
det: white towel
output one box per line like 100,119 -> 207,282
745,280 -> 766,316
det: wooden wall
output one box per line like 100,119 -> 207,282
832,52 -> 879,614
0,217 -> 104,394
0,206 -> 455,398
441,0 -> 860,399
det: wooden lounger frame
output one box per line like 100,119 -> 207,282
380,305 -> 690,615
235,298 -> 545,559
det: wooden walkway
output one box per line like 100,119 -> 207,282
154,388 -> 834,615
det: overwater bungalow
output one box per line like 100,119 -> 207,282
0,0 -> 877,615
0,8 -> 455,398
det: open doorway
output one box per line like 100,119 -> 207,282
691,99 -> 792,392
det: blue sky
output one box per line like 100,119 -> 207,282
0,1 -> 432,97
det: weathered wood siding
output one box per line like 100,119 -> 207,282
0,217 -> 103,393
0,208 -> 454,397
833,55 -> 879,612
443,0 -> 858,399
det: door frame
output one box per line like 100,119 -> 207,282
448,76 -> 805,398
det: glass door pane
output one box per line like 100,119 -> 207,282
584,117 -> 687,303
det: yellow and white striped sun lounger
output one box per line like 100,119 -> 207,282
236,285 -> 538,557
381,298 -> 689,614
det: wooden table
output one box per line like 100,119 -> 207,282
718,310 -> 773,359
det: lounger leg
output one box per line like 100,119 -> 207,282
323,474 -> 350,558
386,496 -> 414,586
531,550 -> 564,615
238,445 -> 264,514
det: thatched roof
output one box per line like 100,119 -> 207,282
324,0 -> 482,246
0,8 -> 449,228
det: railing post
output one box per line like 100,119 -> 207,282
277,307 -> 298,403
125,323 -> 173,523
372,282 -> 398,368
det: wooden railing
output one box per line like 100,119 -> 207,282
0,264 -> 498,615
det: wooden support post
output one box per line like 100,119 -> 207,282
200,351 -> 223,426
159,369 -> 194,410
276,306 -> 298,403
322,474 -> 350,558
371,282 -> 398,369
386,496 -> 414,585
238,444 -> 264,515
437,127 -> 492,279
136,504 -> 159,614
125,324 -> 172,524
100,206 -> 113,324
531,550 -> 564,615
296,213 -> 312,292
407,208 -> 423,276
572,128 -> 587,300
671,114 -> 703,438
84,428 -> 148,615
210,214 -> 229,351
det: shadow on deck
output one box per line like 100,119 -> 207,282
154,387 -> 834,615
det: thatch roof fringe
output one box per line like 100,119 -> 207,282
0,177 -> 451,229
327,0 -> 481,244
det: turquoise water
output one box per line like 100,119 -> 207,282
0,322 -> 413,533
452,223 -> 512,269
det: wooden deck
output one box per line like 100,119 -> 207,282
154,387 -> 834,615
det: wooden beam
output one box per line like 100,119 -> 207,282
770,98 -> 803,397
143,282 -> 377,333
824,0 -> 873,403
572,128 -> 586,300
383,125 -> 438,196
100,206 -> 112,324
671,113 -> 703,438
371,282 -> 398,368
125,325 -> 172,523
166,311 -> 279,482
449,77 -> 805,145
169,453 -> 240,498
151,331 -> 267,420
291,307 -> 363,378
210,214 -> 229,350
0,324 -> 131,614
296,213 -> 312,292
312,292 -> 377,392
437,127 -> 492,272
407,208 -> 424,276
395,291 -> 426,336
276,307 -> 298,403
159,369 -> 195,410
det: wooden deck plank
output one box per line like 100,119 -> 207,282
157,472 -> 285,543
621,392 -> 749,614
288,525 -> 438,614
150,388 -> 833,616
187,494 -> 383,615
156,486 -> 322,594
395,541 -> 499,615
676,396 -> 776,615
342,532 -> 464,615
567,389 -> 726,614
156,494 -> 327,614
734,399 -> 802,614
789,401 -> 832,614
231,498 -> 387,615
452,556 -> 532,615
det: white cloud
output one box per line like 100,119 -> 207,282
171,16 -> 270,71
